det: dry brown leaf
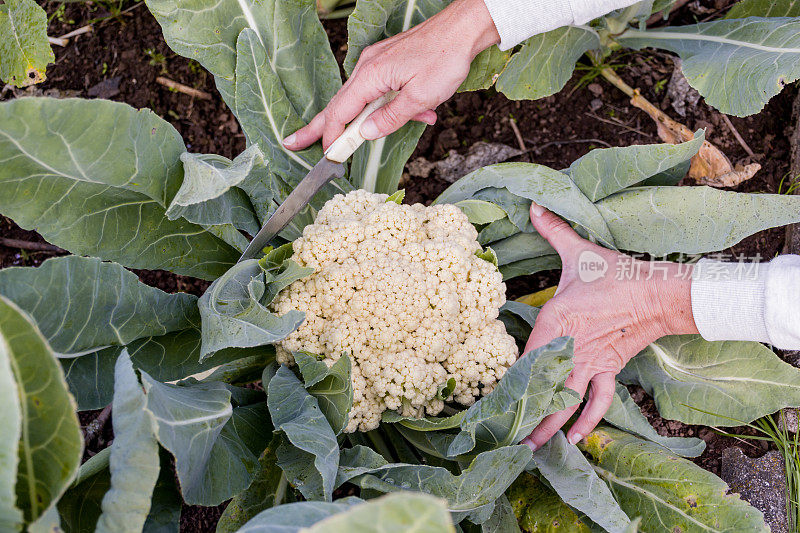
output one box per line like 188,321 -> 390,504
630,90 -> 760,188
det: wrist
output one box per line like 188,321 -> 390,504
645,262 -> 699,337
445,0 -> 501,57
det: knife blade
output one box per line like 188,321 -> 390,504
238,91 -> 397,262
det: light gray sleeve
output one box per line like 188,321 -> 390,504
482,0 -> 640,50
691,255 -> 800,349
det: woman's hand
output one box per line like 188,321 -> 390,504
522,203 -> 699,450
282,0 -> 500,151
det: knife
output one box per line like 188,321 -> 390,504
238,91 -> 397,262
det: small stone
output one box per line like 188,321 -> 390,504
589,98 -> 603,112
667,59 -> 701,117
720,448 -> 788,533
87,77 -> 121,100
779,408 -> 800,433
587,83 -> 603,96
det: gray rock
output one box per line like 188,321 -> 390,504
667,59 -> 700,117
406,142 -> 522,183
720,447 -> 788,533
779,408 -> 800,433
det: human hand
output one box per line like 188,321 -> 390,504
521,203 -> 699,450
282,0 -> 500,151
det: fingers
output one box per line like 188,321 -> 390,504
523,368 -> 590,451
566,371 -> 616,445
529,202 -> 585,259
359,89 -> 429,140
283,111 -> 325,150
412,109 -> 437,125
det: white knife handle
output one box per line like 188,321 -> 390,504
324,91 -> 398,163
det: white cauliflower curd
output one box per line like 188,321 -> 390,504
271,190 -> 518,432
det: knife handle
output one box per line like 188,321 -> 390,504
324,91 -> 398,163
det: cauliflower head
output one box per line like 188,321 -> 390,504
271,190 -> 518,432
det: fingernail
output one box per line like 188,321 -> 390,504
568,432 -> 583,445
530,201 -> 545,217
523,438 -> 538,452
360,118 -> 381,140
282,133 -> 297,147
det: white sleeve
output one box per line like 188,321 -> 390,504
482,0 -> 641,50
691,255 -> 800,349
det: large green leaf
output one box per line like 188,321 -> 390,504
60,327 -> 267,411
531,431 -> 630,533
0,256 -> 197,357
596,186 -> 800,254
142,375 -> 270,505
0,301 -> 23,532
344,0 -> 445,193
0,296 -> 82,524
238,498 -> 363,532
620,335 -> 800,426
604,383 -> 705,458
507,473 -> 590,533
198,260 -> 307,360
294,352 -> 353,434
216,436 -> 291,533
304,493 -> 455,533
233,29 -> 323,180
268,366 -> 340,501
342,446 -> 532,523
458,46 -> 512,92
435,163 -> 615,247
146,0 -> 339,119
0,98 -> 238,278
95,352 -> 160,533
495,27 -> 600,101
141,450 -> 182,533
165,147 -> 263,239
618,19 -> 800,116
581,427 -> 769,532
726,0 -> 800,19
567,133 -> 702,202
0,0 -> 53,87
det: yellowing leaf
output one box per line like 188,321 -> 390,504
0,0 -> 54,87
516,286 -> 558,307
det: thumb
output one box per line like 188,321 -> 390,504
360,90 -> 428,140
529,202 -> 584,258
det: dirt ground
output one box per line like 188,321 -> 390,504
1,0 -> 797,529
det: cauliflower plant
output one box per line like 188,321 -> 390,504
271,190 -> 518,432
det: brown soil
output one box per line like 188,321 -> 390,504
1,0 -> 796,530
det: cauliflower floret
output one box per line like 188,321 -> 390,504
271,190 -> 518,432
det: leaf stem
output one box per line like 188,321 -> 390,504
366,428 -> 395,463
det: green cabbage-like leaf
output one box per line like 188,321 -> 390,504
142,375 -> 271,505
341,446 -> 532,523
581,427 -> 769,532
604,383 -> 705,457
0,98 -> 238,279
618,19 -> 800,116
294,352 -> 353,434
726,0 -> 800,18
0,303 -> 23,532
198,260 -> 308,360
216,435 -> 293,533
0,256 -> 198,357
507,472 -> 590,533
0,296 -> 82,524
95,351 -> 160,533
619,335 -> 800,426
532,431 -> 630,533
268,366 -> 340,501
304,492 -> 455,533
0,0 -> 53,87
238,498 -> 364,532
567,133 -> 703,202
495,27 -> 600,101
